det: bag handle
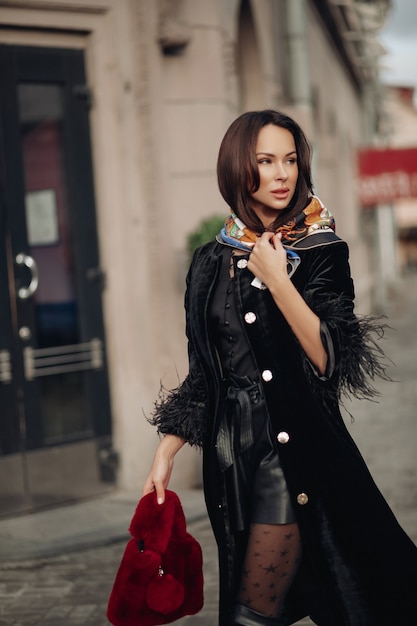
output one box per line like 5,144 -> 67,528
129,490 -> 186,555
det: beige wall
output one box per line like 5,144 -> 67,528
0,0 -> 380,492
302,2 -> 373,310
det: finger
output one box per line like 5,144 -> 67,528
259,231 -> 275,244
253,232 -> 274,254
273,232 -> 283,248
142,476 -> 156,497
154,481 -> 166,505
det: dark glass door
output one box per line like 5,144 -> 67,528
0,45 -> 113,516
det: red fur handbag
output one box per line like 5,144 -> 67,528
107,490 -> 204,625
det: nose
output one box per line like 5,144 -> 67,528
275,163 -> 288,181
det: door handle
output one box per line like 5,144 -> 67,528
15,253 -> 39,300
0,350 -> 12,383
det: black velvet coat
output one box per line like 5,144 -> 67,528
152,232 -> 417,626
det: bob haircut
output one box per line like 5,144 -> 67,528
217,110 -> 313,233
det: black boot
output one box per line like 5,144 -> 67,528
232,603 -> 287,626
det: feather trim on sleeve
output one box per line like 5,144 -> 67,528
147,367 -> 208,448
303,292 -> 390,408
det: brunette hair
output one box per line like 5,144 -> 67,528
217,110 -> 313,233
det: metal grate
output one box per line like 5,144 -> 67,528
23,338 -> 103,380
0,350 -> 12,383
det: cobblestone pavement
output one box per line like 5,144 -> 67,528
0,274 -> 416,626
0,518 -> 312,626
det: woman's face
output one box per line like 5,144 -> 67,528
250,124 -> 298,228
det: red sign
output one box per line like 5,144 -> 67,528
357,147 -> 417,206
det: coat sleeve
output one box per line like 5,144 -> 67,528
147,260 -> 209,448
299,242 -> 388,404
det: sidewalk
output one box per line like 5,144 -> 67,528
343,271 -> 417,545
0,488 -> 208,562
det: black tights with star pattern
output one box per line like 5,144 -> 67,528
238,522 -> 302,619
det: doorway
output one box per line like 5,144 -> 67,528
0,45 -> 114,516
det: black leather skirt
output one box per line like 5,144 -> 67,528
216,375 -> 296,532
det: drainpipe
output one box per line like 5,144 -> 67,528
284,0 -> 312,122
283,0 -> 315,170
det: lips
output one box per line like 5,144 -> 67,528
270,188 -> 290,198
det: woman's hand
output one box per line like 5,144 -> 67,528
142,434 -> 185,504
248,231 -> 328,376
247,231 -> 289,290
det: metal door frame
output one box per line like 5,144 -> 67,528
0,44 -> 114,514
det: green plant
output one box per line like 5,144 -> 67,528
186,214 -> 225,262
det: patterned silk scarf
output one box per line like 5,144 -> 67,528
219,195 -> 335,251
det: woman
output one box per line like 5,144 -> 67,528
144,110 -> 417,626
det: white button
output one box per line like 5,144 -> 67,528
244,312 -> 256,324
297,493 -> 309,505
277,431 -> 290,444
261,369 -> 273,382
237,259 -> 248,269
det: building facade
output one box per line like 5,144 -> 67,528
382,86 -> 417,271
0,0 -> 390,516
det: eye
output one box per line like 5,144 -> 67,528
258,158 -> 271,164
